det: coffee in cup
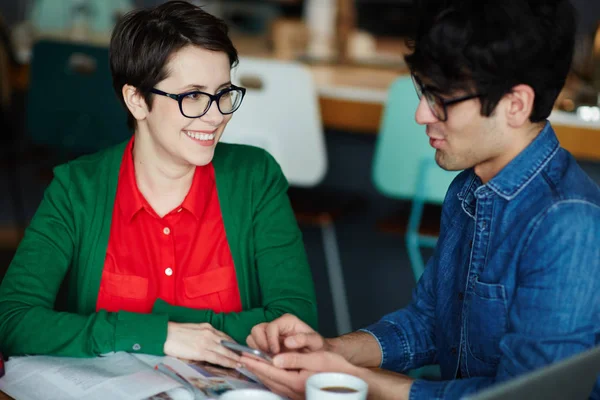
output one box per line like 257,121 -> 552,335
306,372 -> 368,399
321,386 -> 359,393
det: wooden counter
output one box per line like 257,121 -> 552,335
11,32 -> 600,161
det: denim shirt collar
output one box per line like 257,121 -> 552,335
458,121 -> 560,207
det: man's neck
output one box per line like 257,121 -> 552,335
475,122 -> 545,184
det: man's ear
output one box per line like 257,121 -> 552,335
121,84 -> 148,122
504,84 -> 535,128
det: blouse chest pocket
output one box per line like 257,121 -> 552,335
101,271 -> 149,299
96,270 -> 150,314
466,278 -> 508,366
182,266 -> 240,314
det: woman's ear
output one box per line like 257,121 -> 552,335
504,84 -> 535,128
121,84 -> 148,122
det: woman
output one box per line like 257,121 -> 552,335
0,1 -> 317,368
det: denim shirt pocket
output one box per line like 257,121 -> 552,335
467,278 -> 508,365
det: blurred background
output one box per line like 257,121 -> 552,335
0,0 -> 598,338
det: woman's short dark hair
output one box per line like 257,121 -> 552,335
110,0 -> 239,130
405,0 -> 576,122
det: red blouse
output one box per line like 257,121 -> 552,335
96,139 -> 242,315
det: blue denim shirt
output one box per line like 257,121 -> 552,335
362,123 -> 600,399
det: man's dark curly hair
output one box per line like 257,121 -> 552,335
405,0 -> 576,122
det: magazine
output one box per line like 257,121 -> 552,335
0,352 -> 267,400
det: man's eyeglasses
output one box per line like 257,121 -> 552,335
150,85 -> 246,118
411,73 -> 481,122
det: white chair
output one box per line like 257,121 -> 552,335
223,56 -> 352,335
226,56 -> 327,187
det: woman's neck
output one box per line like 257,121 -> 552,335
132,134 -> 195,217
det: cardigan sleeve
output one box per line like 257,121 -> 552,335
0,163 -> 169,357
152,149 -> 318,344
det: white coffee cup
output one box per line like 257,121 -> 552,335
306,372 -> 368,400
218,389 -> 282,399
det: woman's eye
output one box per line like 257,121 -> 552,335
185,93 -> 201,100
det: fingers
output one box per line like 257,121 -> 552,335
241,356 -> 307,400
248,323 -> 270,353
164,322 -> 243,368
272,351 -> 354,377
273,351 -> 336,371
280,314 -> 314,333
265,321 -> 284,354
265,314 -> 317,354
210,341 -> 241,362
202,349 -> 241,369
248,315 -> 318,355
283,332 -> 325,352
196,335 -> 241,369
246,335 -> 258,350
273,352 -> 310,370
172,322 -> 235,345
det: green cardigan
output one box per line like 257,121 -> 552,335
0,141 -> 317,357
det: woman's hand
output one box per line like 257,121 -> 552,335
163,322 -> 241,368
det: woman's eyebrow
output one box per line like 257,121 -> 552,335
178,81 -> 232,91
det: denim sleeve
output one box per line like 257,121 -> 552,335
408,201 -> 600,400
360,254 -> 438,372
357,175 -> 468,373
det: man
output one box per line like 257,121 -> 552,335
240,0 -> 600,398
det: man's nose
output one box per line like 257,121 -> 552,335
415,97 -> 438,125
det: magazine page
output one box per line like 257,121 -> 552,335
186,360 -> 267,396
135,355 -> 267,399
0,352 -> 183,400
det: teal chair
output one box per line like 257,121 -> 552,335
372,76 -> 460,282
27,40 -> 130,155
372,75 -> 458,380
30,0 -> 133,33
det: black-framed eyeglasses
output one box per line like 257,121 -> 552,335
411,73 -> 481,122
150,84 -> 246,118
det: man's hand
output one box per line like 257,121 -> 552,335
163,322 -> 241,368
247,314 -> 383,368
246,313 -> 328,355
241,351 -> 360,400
243,350 -> 414,400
